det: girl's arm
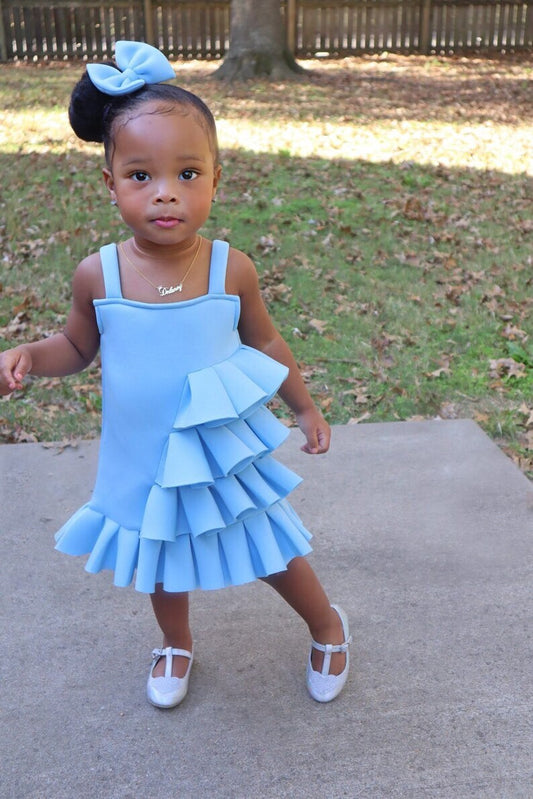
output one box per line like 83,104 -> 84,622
0,253 -> 103,394
228,248 -> 331,454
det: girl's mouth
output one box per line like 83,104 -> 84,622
153,217 -> 181,229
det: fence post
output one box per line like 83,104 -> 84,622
143,0 -> 155,45
0,0 -> 7,62
526,1 -> 533,47
419,0 -> 432,54
286,0 -> 297,53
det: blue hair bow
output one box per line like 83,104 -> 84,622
87,40 -> 175,96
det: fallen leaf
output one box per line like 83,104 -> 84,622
308,318 -> 328,335
347,412 -> 372,424
428,366 -> 451,379
41,439 -> 80,454
501,324 -> 528,341
489,358 -> 527,379
257,235 -> 278,254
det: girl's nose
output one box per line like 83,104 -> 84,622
154,180 -> 178,203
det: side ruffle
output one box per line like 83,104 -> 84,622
172,345 -> 289,429
55,345 -> 313,592
154,345 -> 293,495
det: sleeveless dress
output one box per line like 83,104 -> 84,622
55,240 -> 312,593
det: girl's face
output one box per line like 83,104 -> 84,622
103,101 -> 221,249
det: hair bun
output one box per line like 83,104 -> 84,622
68,70 -> 113,142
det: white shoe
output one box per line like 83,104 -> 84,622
306,604 -> 352,702
147,646 -> 193,708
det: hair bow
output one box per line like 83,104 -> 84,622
87,40 -> 175,96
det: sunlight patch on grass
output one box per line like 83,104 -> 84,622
217,118 -> 532,174
0,86 -> 533,175
3,106 -> 529,176
0,109 -> 71,153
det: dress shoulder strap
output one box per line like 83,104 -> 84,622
99,243 -> 123,298
208,240 -> 230,294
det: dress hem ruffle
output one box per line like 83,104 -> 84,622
55,499 -> 312,593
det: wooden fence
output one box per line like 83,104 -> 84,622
1,0 -> 532,62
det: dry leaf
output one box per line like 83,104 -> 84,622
428,366 -> 451,379
308,318 -> 328,335
348,412 -> 371,424
489,358 -> 527,379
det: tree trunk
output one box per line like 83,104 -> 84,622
215,0 -> 303,81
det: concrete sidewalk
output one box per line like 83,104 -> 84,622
1,420 -> 532,799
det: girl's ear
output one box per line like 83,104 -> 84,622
103,168 -> 117,205
212,165 -> 222,201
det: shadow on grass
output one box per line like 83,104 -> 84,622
0,56 -> 532,126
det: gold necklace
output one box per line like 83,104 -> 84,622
119,236 -> 202,297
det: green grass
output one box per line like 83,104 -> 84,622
0,56 -> 532,477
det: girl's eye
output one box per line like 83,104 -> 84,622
180,169 -> 198,181
131,171 -> 150,182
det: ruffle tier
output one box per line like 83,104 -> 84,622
55,499 -> 312,592
55,346 -> 312,592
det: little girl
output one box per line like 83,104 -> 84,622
0,41 -> 351,708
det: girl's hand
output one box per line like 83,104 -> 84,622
296,407 -> 331,454
0,347 -> 32,394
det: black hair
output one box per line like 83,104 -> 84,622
68,67 -> 220,166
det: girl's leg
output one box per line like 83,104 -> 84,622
150,585 -> 193,678
263,556 -> 348,675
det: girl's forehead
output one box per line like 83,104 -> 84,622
108,98 -> 218,166
117,100 -> 199,129
113,103 -> 211,151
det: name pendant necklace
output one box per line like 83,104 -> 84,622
119,236 -> 202,297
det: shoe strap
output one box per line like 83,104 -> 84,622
310,635 -> 352,654
151,646 -> 193,679
311,635 -> 352,677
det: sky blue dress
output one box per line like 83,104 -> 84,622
55,240 -> 312,592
